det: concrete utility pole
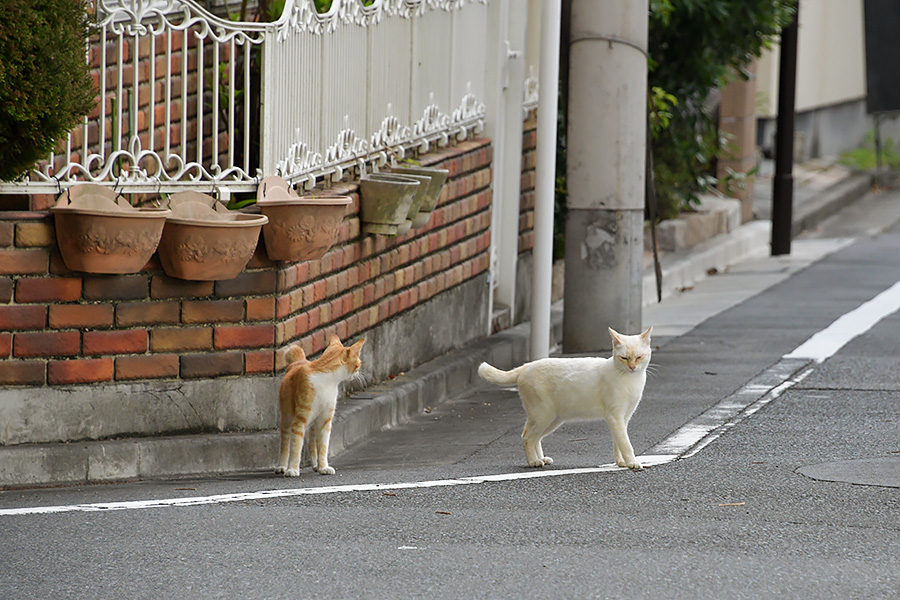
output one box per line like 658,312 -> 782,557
563,0 -> 648,352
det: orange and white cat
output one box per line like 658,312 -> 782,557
478,327 -> 652,470
276,335 -> 365,476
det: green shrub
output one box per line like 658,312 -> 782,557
648,0 -> 795,217
839,131 -> 900,171
0,0 -> 96,182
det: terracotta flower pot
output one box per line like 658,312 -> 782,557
358,174 -> 420,236
157,191 -> 268,281
256,176 -> 351,262
389,166 -> 449,228
50,184 -> 171,274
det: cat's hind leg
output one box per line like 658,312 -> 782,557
285,416 -> 308,477
522,415 -> 561,468
275,411 -> 292,474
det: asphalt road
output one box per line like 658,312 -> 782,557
2,194 -> 900,599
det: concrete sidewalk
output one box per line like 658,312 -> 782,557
0,164 -> 876,489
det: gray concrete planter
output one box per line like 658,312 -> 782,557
389,165 -> 449,228
358,173 -> 420,236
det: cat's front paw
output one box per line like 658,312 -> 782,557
274,466 -> 286,474
527,458 -> 546,468
542,456 -> 554,465
316,466 -> 335,475
284,468 -> 300,477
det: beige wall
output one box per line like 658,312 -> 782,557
757,0 -> 866,117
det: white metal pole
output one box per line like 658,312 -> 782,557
531,0 -> 561,360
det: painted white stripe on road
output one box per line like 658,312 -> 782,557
0,455 -> 677,516
785,279 -> 900,362
5,277 -> 900,518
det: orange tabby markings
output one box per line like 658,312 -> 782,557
275,335 -> 365,477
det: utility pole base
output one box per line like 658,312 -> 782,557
562,208 -> 643,353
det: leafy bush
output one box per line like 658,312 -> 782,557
0,0 -> 96,182
648,0 -> 795,218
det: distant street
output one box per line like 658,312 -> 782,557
3,193 -> 900,599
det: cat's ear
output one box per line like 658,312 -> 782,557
609,327 -> 623,347
327,334 -> 342,347
349,338 -> 366,354
640,326 -> 652,343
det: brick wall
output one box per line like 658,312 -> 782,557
518,111 -> 537,254
0,140 -> 492,388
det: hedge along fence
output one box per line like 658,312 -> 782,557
0,140 -> 492,387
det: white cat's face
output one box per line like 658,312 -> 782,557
610,327 -> 652,373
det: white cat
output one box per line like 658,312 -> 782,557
478,327 -> 652,470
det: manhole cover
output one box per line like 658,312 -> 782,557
797,456 -> 900,488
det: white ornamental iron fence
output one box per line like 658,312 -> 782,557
0,0 -> 490,197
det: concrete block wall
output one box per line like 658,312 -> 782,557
0,140 -> 493,446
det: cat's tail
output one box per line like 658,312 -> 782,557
284,343 -> 307,365
477,362 -> 525,386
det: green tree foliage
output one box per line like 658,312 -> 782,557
648,0 -> 795,218
0,0 -> 96,181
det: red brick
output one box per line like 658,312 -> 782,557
246,297 -> 275,321
180,352 -> 243,378
245,350 -> 274,374
0,249 -> 49,275
301,283 -> 315,305
0,222 -> 12,247
48,358 -> 113,384
15,222 -> 55,247
214,271 -> 276,298
150,276 -> 213,299
275,294 -> 292,320
83,330 -> 148,355
293,312 -> 310,336
49,304 -> 114,329
311,330 -> 325,354
14,331 -> 79,357
307,306 -> 321,330
0,305 -> 47,330
83,275 -> 149,300
182,299 -> 243,324
214,323 -> 274,350
0,360 -> 45,385
0,277 -> 13,303
116,301 -> 180,327
14,277 -> 82,303
0,332 -> 10,357
115,354 -> 179,380
313,280 -> 327,302
150,327 -> 212,352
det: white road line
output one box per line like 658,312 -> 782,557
5,277 -> 900,518
785,278 -> 900,362
0,456 -> 677,516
